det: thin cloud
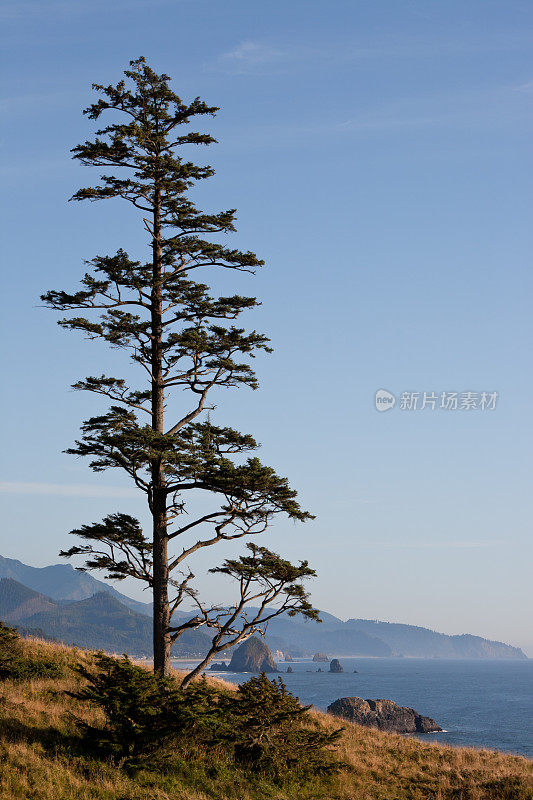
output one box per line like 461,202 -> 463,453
0,481 -> 140,498
217,82 -> 531,150
328,81 -> 532,134
216,33 -> 533,75
223,41 -> 288,70
513,79 -> 533,93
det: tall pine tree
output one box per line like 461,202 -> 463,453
43,58 -> 316,678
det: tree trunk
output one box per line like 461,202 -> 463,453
152,470 -> 170,676
151,185 -> 170,677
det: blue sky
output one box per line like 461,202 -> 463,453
1,1 -> 532,653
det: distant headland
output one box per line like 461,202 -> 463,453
0,555 -> 527,660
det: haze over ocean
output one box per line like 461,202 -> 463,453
1,1 -> 532,653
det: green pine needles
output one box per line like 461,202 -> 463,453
74,653 -> 342,781
42,58 -> 317,680
229,673 -> 343,780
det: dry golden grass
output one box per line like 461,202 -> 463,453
0,636 -> 531,800
311,708 -> 533,800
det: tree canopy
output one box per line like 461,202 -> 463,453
43,57 -> 317,678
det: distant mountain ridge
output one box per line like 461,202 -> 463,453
0,555 -> 526,659
0,555 -> 152,616
345,619 -> 527,660
0,578 -> 56,623
261,610 -> 526,660
261,611 -> 393,657
0,578 -> 209,656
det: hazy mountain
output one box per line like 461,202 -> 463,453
0,555 -> 152,616
0,578 -> 56,623
255,608 -> 526,659
0,555 -> 527,660
262,612 -> 392,657
0,578 -> 209,656
315,628 -> 392,656
346,619 -> 527,660
23,590 -> 154,654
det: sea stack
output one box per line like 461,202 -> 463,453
313,652 -> 329,662
329,658 -> 343,673
228,636 -> 277,673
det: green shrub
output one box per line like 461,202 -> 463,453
0,622 -> 63,681
223,673 -> 342,781
73,653 -> 223,764
74,655 -> 341,781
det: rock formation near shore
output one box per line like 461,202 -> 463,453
329,658 -> 343,673
228,636 -> 277,673
313,652 -> 329,662
327,697 -> 442,734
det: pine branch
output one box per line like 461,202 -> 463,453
179,544 -> 319,688
45,57 -> 315,677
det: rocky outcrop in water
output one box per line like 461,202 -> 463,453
228,636 -> 277,673
327,697 -> 442,733
329,658 -> 343,673
313,652 -> 328,662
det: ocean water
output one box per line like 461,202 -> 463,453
174,657 -> 533,757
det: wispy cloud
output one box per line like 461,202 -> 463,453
216,82 -> 531,150
513,79 -> 533,93
0,481 -> 139,498
217,33 -> 533,75
221,41 -> 289,74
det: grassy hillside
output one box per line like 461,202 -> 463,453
0,635 -> 531,800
